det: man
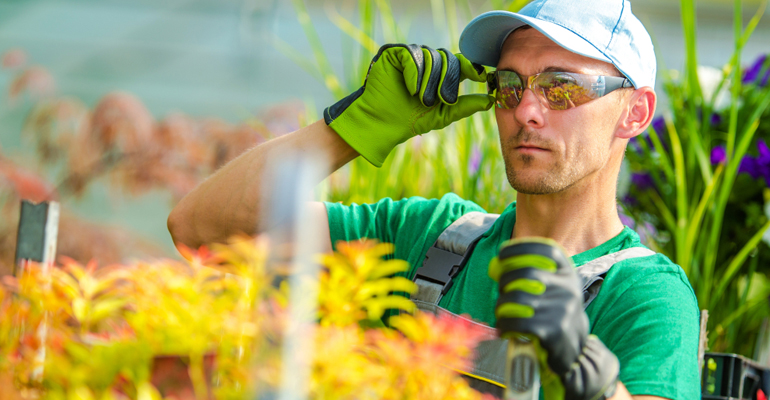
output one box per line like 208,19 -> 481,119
168,0 -> 699,399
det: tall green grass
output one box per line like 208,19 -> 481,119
625,0 -> 770,356
277,0 -> 523,212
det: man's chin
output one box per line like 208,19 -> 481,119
511,184 -> 558,195
508,174 -> 569,195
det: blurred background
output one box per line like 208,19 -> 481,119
0,0 -> 767,266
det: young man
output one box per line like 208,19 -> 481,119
168,0 -> 699,398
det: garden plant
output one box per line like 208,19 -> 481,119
622,0 -> 770,357
0,237 -> 496,400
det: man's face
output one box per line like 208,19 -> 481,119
495,28 -> 628,195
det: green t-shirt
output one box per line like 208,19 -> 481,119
325,193 -> 700,399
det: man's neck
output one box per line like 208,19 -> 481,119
512,169 -> 625,257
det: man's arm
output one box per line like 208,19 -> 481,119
168,44 -> 492,250
167,120 -> 354,249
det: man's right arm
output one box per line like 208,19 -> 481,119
168,44 -> 492,250
167,119 -> 356,250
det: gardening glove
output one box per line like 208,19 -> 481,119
323,43 -> 494,167
488,238 -> 620,400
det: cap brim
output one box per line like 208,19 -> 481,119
460,11 -> 613,68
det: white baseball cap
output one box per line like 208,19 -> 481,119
459,0 -> 656,89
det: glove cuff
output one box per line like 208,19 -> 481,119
561,335 -> 619,400
324,86 -> 365,125
324,86 -> 396,168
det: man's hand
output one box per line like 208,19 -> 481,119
324,44 -> 494,167
489,238 -> 620,400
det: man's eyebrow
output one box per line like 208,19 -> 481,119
542,66 -> 581,73
496,66 -> 583,74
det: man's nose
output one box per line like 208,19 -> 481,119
513,88 -> 546,129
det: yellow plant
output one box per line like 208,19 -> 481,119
1,237 -> 494,400
317,240 -> 417,326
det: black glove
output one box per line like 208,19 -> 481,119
488,238 -> 620,400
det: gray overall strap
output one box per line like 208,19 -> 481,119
411,211 -> 500,304
413,239 -> 657,391
577,246 -> 656,308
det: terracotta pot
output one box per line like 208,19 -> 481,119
150,354 -> 216,400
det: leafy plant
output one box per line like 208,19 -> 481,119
623,0 -> 770,356
0,236 -> 494,400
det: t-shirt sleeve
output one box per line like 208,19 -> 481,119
324,194 -> 485,272
588,257 -> 700,399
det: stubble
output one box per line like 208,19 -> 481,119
501,128 -> 596,195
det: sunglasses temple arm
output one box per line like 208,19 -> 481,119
604,77 -> 634,94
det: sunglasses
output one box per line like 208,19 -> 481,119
486,70 -> 634,110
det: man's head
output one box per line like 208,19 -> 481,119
459,0 -> 657,195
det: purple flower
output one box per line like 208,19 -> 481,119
710,113 -> 722,126
618,210 -> 635,228
622,194 -> 638,206
468,146 -> 482,175
651,116 -> 666,134
631,172 -> 654,190
757,140 -> 770,186
743,54 -> 769,86
729,141 -> 770,184
711,145 -> 726,165
631,116 -> 669,154
739,156 -> 760,179
758,140 -> 770,161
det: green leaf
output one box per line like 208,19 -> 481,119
710,218 -> 770,311
682,164 -> 723,276
325,3 -> 379,54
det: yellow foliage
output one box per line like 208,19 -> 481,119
1,237 -> 492,400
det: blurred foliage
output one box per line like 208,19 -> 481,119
0,49 -> 303,274
0,237 -> 495,400
623,0 -> 770,357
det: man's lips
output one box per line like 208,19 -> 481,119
515,144 -> 550,153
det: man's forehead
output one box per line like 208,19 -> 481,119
496,27 -> 618,76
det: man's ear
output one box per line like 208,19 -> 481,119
615,87 -> 656,139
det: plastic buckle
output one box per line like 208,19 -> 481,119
414,246 -> 465,298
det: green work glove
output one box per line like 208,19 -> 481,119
489,238 -> 620,400
323,44 -> 494,167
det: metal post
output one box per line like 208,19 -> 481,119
14,200 -> 60,276
258,150 -> 327,400
13,200 -> 60,382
